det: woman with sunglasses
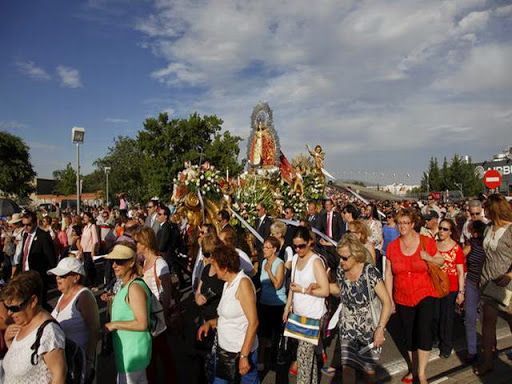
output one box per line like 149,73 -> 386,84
48,257 -> 100,383
283,227 -> 329,384
476,194 -> 512,376
104,243 -> 152,384
2,271 -> 67,383
191,224 -> 218,293
382,212 -> 399,260
385,209 -> 444,384
328,234 -> 391,384
434,219 -> 465,359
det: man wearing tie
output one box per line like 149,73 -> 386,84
319,199 -> 345,268
254,203 -> 272,260
19,211 -> 57,308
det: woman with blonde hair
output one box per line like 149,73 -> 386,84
328,234 -> 391,384
132,227 -> 177,383
475,194 -> 512,376
348,220 -> 376,265
269,221 -> 294,270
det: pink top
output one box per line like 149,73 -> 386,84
81,223 -> 98,253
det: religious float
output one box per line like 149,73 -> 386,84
171,102 -> 328,235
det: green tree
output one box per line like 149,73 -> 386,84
52,163 -> 77,195
421,157 -> 441,192
92,136 -> 145,204
0,131 -> 36,198
137,113 -> 243,201
439,157 -> 451,191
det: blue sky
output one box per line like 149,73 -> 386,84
1,0 -> 512,185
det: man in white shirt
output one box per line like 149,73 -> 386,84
144,200 -> 160,234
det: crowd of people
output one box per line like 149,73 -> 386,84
0,191 -> 511,384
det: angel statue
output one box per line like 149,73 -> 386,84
307,144 -> 325,170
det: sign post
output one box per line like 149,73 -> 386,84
483,169 -> 502,190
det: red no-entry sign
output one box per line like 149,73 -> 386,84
484,169 -> 502,189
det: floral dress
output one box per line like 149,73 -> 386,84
337,263 -> 382,371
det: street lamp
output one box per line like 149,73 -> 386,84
104,166 -> 111,207
72,127 -> 85,215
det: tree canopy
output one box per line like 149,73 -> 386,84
0,131 -> 36,198
420,155 -> 483,197
52,163 -> 77,195
64,113 -> 245,205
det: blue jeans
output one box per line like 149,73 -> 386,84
213,350 -> 259,384
465,281 -> 481,354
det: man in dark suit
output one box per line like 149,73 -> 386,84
217,209 -> 233,231
306,201 -> 322,230
283,206 -> 297,248
156,206 -> 184,286
319,199 -> 345,269
254,203 -> 272,260
19,211 -> 57,307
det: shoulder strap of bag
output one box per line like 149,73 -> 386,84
31,319 -> 60,365
153,257 -> 162,292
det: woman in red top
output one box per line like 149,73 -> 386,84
435,219 -> 465,358
385,209 -> 444,384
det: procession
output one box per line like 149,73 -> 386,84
3,2 -> 512,384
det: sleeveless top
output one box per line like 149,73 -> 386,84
260,258 -> 287,306
217,271 -> 259,353
291,253 -> 327,320
111,279 -> 152,373
51,287 -> 92,354
142,256 -> 170,301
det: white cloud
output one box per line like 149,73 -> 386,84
105,117 -> 129,123
56,65 -> 83,88
15,61 -> 51,80
28,142 -> 59,151
432,44 -> 512,92
494,5 -> 512,18
134,0 -> 512,181
0,120 -> 27,130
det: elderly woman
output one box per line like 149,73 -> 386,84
385,209 -> 444,384
197,244 -> 259,384
328,234 -> 391,384
132,227 -> 177,383
476,194 -> 512,376
348,220 -> 376,266
283,227 -> 329,384
2,271 -> 67,383
435,219 -> 465,359
48,257 -> 100,383
104,244 -> 152,384
258,235 -> 287,371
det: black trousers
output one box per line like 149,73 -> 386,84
83,252 -> 97,287
396,296 -> 436,351
433,291 -> 457,354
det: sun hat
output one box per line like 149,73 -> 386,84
7,213 -> 23,224
104,244 -> 136,260
47,257 -> 86,276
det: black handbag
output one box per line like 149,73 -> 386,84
216,345 -> 241,383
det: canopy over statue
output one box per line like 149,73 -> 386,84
247,102 -> 280,170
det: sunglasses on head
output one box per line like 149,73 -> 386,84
293,243 -> 308,250
4,297 -> 31,313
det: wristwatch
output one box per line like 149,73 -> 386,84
458,291 -> 465,295
240,353 -> 249,359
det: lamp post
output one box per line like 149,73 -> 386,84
72,127 -> 85,215
104,166 -> 111,207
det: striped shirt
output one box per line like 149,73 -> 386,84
466,237 -> 485,286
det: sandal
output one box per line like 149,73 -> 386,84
401,373 -> 414,383
321,367 -> 336,377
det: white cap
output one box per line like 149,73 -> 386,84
47,257 -> 86,276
